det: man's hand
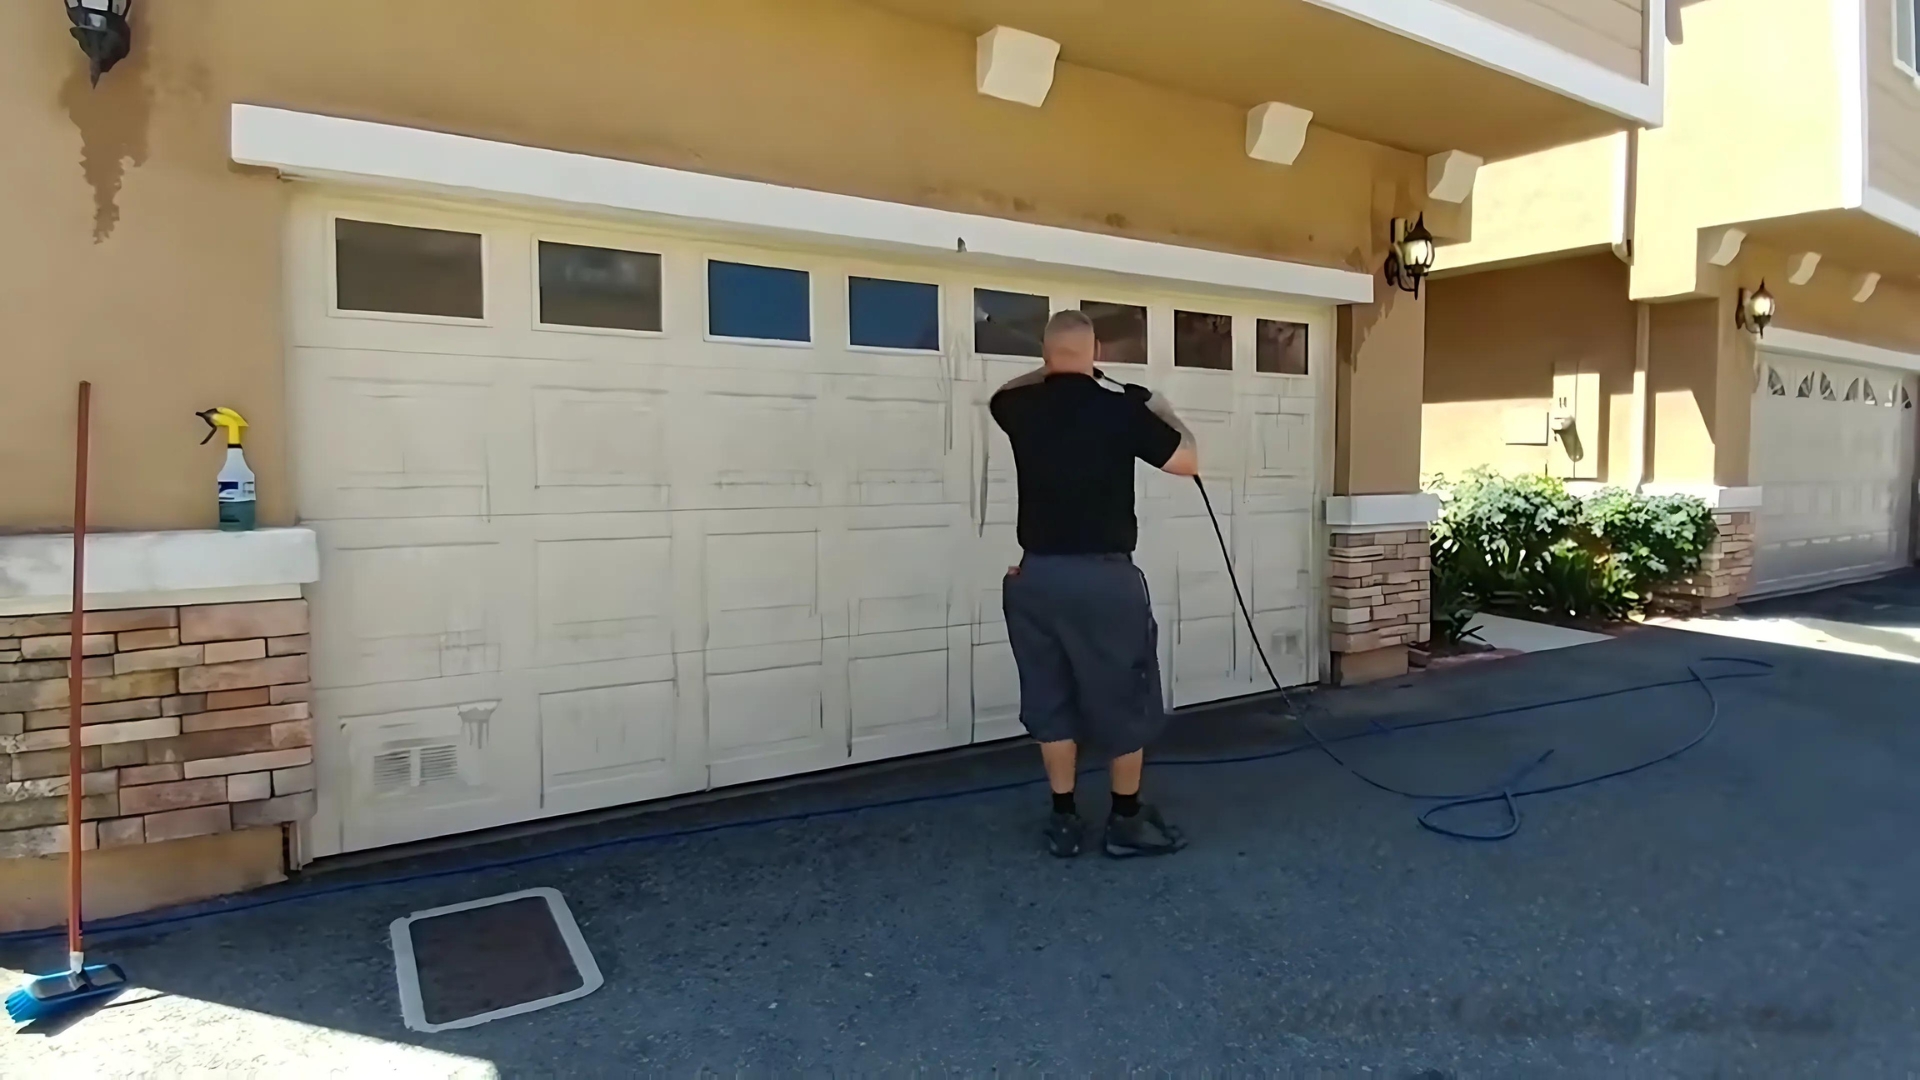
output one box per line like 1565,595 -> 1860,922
1143,389 -> 1201,477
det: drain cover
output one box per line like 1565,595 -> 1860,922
390,887 -> 603,1032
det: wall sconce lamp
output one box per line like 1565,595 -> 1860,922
1384,214 -> 1436,299
1736,281 -> 1776,338
65,0 -> 134,87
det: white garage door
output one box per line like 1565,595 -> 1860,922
288,195 -> 1327,855
1750,348 -> 1917,597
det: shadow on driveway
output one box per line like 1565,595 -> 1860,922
5,626 -> 1918,1075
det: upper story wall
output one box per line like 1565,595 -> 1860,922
1867,0 -> 1920,208
1631,0 -> 1855,299
1445,0 -> 1649,79
0,0 -> 1430,533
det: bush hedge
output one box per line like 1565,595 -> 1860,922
1426,469 -> 1716,642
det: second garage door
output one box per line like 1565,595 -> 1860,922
1750,347 -> 1917,596
289,194 -> 1329,855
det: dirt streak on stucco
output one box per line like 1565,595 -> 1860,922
58,43 -> 151,242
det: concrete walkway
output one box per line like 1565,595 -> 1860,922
5,616 -> 1918,1076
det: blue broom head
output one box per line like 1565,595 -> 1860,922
5,963 -> 128,1024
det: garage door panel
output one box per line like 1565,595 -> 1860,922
969,640 -> 1024,744
313,533 -> 505,689
841,391 -> 955,506
332,681 -> 538,852
533,532 -> 675,666
536,652 -> 705,816
681,388 -> 824,510
527,385 -> 672,514
704,639 -> 850,787
847,628 -> 962,761
702,521 -> 821,651
295,361 -> 496,520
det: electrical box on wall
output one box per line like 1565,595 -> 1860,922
1549,359 -> 1601,480
1501,406 -> 1550,446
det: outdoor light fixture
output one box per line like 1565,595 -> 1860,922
1736,281 -> 1776,337
64,0 -> 134,86
1384,214 -> 1437,298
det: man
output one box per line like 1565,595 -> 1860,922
989,308 -> 1200,858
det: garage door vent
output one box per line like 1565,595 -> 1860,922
372,742 -> 466,796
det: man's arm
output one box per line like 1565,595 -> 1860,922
1143,390 -> 1200,477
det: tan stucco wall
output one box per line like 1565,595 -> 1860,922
1867,0 -> 1920,208
1423,254 -> 1639,483
1632,0 -> 1853,300
1,0 -> 1442,533
0,827 -> 285,933
1336,289 -> 1427,495
1446,0 -> 1648,79
1431,133 -> 1630,275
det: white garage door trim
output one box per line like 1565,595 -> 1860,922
231,104 -> 1374,307
1750,328 -> 1918,598
290,192 -> 1333,857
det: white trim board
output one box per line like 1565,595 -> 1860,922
1762,327 -> 1920,375
1863,185 -> 1920,240
1325,492 -> 1442,528
231,105 -> 1373,305
1302,0 -> 1662,127
0,528 -> 320,615
1637,483 -> 1764,511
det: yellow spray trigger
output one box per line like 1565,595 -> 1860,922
197,407 -> 249,447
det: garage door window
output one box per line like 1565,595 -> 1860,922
1174,310 -> 1233,370
335,219 -> 485,320
708,260 -> 811,343
974,289 -> 1049,357
1256,319 -> 1309,375
848,276 -> 940,351
538,242 -> 663,333
1898,0 -> 1918,77
1081,301 -> 1147,365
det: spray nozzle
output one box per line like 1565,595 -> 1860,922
197,407 -> 249,447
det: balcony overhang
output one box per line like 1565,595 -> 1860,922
865,0 -> 1659,159
1735,192 -> 1920,282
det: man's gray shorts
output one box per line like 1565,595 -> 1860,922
1002,553 -> 1168,758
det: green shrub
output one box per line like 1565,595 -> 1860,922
1424,468 -> 1715,628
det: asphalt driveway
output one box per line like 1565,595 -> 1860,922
5,584 -> 1919,1076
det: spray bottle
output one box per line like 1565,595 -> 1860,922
196,407 -> 256,532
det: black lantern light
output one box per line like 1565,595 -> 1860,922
64,0 -> 134,86
1736,281 -> 1776,337
1384,213 -> 1437,298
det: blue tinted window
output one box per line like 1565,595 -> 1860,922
849,277 -> 940,350
708,260 -> 810,342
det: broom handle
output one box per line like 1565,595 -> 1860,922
68,380 -> 91,968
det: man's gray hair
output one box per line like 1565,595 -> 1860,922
1044,308 -> 1096,338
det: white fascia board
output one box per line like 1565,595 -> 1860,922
1325,493 -> 1442,529
231,105 -> 1373,305
1302,0 -> 1662,127
0,527 -> 320,616
1862,186 -> 1920,241
1761,326 -> 1920,375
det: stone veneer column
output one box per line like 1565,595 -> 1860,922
1651,509 -> 1757,614
0,599 -> 315,859
1324,495 -> 1440,685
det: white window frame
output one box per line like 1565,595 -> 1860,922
1897,0 -> 1920,85
325,210 -> 491,328
702,256 -> 815,349
844,274 -> 944,356
528,233 -> 668,340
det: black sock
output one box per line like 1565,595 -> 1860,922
1111,791 -> 1141,818
1051,791 -> 1077,816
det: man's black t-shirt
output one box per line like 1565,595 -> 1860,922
989,372 -> 1183,555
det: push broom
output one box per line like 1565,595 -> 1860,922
6,381 -> 129,1024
